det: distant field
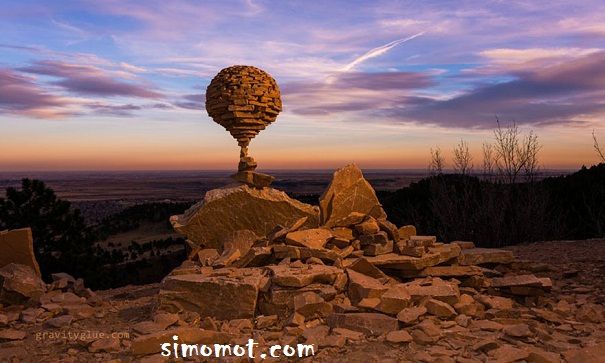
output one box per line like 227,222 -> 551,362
0,169 -> 571,223
0,169 -> 430,201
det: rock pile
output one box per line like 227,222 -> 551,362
2,164 -> 604,362
157,163 -> 564,361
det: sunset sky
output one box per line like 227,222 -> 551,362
1,0 -> 604,171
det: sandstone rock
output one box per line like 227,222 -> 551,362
268,264 -> 345,288
293,292 -> 333,319
331,227 -> 354,241
326,313 -> 398,335
397,225 -> 415,240
234,246 -> 273,267
377,219 -> 399,242
363,239 -> 394,257
354,218 -> 380,235
332,327 -> 364,341
408,235 -> 436,248
503,323 -> 532,338
575,303 -> 605,323
346,269 -> 388,305
46,315 -> 73,328
0,329 -> 26,341
89,337 -> 121,353
563,342 -> 605,363
453,294 -> 484,317
491,345 -> 529,363
455,314 -> 469,327
255,315 -> 278,329
331,212 -> 367,227
218,229 -> 258,261
63,304 -> 95,319
319,164 -> 386,227
0,228 -> 41,276
302,324 -> 329,342
345,257 -> 389,281
158,270 -> 262,319
405,278 -> 460,305
428,243 -> 462,264
231,170 -> 274,188
397,306 -> 427,325
386,330 -> 413,344
452,241 -> 475,249
411,329 -> 438,345
491,274 -> 542,288
473,339 -> 500,352
365,252 -> 441,271
470,319 -> 504,332
459,248 -> 514,265
376,284 -> 412,315
476,295 -> 514,310
425,298 -> 456,318
526,348 -> 561,363
419,265 -> 483,278
260,283 -> 338,317
0,263 -> 46,305
171,184 -> 318,249
396,244 -> 425,259
285,228 -> 333,249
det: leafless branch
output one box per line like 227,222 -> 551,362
594,130 -> 605,163
429,147 -> 445,175
453,139 -> 473,175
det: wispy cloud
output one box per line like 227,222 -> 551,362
0,68 -> 71,118
19,60 -> 163,98
340,32 -> 425,72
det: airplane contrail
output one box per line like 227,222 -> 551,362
340,31 -> 425,72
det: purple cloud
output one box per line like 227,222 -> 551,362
401,51 -> 605,128
0,68 -> 69,117
86,102 -> 174,116
174,93 -> 204,110
19,60 -> 163,99
284,52 -> 605,129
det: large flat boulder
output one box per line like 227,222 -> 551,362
326,313 -> 398,335
364,252 -> 441,271
319,164 -> 386,227
158,268 -> 263,320
267,264 -> 346,288
171,184 -> 319,250
0,228 -> 40,276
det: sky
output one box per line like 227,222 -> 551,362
1,0 -> 604,171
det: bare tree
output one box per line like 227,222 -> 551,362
482,142 -> 495,176
493,119 -> 541,183
594,130 -> 605,163
429,147 -> 446,175
453,139 -> 473,175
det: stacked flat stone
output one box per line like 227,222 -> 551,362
205,65 -> 282,155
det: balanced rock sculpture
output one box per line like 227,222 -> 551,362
171,65 -> 319,250
206,65 -> 282,188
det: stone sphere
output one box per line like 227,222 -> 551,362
205,65 -> 282,148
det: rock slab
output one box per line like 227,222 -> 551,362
171,184 -> 319,249
319,164 -> 386,227
0,228 -> 40,276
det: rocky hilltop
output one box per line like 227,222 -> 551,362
1,164 -> 605,362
